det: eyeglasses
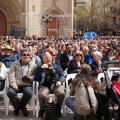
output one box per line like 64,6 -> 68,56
76,54 -> 82,57
52,54 -> 56,56
22,54 -> 30,56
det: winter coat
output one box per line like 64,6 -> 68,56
8,60 -> 36,87
70,83 -> 98,116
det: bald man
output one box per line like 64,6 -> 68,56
34,52 -> 65,117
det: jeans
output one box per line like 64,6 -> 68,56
65,97 -> 82,118
7,86 -> 33,110
65,94 -> 108,120
65,97 -> 75,112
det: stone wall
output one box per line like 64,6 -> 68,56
0,0 -> 73,37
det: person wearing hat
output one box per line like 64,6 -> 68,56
0,45 -> 17,68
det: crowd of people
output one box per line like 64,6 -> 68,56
0,35 -> 120,119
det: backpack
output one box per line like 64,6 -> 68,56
45,102 -> 59,120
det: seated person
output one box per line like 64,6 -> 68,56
65,64 -> 98,119
0,45 -> 17,68
66,64 -> 110,120
34,52 -> 65,117
112,74 -> 120,119
90,51 -> 103,76
67,51 -> 84,74
102,48 -> 115,62
7,48 -> 37,117
112,75 -> 120,96
109,51 -> 120,68
0,62 -> 7,91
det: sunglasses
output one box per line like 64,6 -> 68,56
22,54 -> 30,56
76,54 -> 82,57
52,54 -> 56,56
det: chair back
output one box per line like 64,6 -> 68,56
65,73 -> 77,97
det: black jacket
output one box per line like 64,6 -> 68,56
90,61 -> 102,75
34,62 -> 65,87
102,55 -> 110,63
60,52 -> 71,71
67,60 -> 84,74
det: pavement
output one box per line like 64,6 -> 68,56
0,99 -> 117,120
0,101 -> 75,120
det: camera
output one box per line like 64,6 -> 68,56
46,65 -> 56,83
22,75 -> 30,82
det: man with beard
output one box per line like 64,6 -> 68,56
0,45 -> 17,68
7,48 -> 36,117
60,44 -> 73,71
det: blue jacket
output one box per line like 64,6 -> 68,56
34,62 -> 65,87
84,54 -> 93,64
0,54 -> 17,68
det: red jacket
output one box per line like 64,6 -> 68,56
112,81 -> 120,95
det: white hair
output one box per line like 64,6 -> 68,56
83,46 -> 89,51
93,51 -> 102,59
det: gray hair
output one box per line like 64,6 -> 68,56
93,51 -> 102,59
20,48 -> 29,56
83,46 -> 89,51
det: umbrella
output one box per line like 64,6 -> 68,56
84,32 -> 97,39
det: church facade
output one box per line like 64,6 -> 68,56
0,0 -> 74,37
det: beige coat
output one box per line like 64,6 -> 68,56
8,60 -> 37,86
70,83 -> 98,116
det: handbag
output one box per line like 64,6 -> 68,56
84,86 -> 97,120
45,102 -> 59,120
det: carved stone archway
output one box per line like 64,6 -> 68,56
0,0 -> 21,35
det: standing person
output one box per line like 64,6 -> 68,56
7,48 -> 36,117
0,45 -> 17,68
34,52 -> 65,117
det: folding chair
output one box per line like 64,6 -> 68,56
65,73 -> 78,98
0,78 -> 9,115
6,80 -> 36,116
65,73 -> 77,114
35,81 -> 66,117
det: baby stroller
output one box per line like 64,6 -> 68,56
101,61 -> 120,120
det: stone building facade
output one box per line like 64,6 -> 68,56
0,0 -> 74,37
